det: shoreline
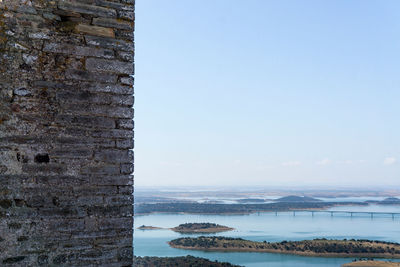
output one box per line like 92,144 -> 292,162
168,237 -> 400,259
169,244 -> 400,259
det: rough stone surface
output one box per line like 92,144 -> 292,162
0,0 -> 134,266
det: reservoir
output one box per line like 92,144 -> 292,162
134,205 -> 400,267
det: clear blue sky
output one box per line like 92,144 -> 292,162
135,0 -> 400,187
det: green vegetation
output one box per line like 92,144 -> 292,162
172,223 -> 234,233
134,256 -> 242,267
169,237 -> 400,258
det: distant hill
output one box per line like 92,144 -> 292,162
380,197 -> 400,204
275,195 -> 321,202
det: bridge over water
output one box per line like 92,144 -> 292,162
269,210 -> 400,219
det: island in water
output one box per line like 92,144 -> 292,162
134,256 -> 242,267
342,260 -> 400,267
171,223 -> 234,233
137,223 -> 234,233
169,237 -> 400,258
137,225 -> 163,230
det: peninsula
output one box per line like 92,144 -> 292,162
169,237 -> 400,258
134,256 -> 242,267
342,261 -> 400,267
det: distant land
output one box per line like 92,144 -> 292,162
134,256 -> 242,267
135,202 -> 367,215
342,261 -> 400,267
236,198 -> 266,203
275,195 -> 321,202
135,186 -> 400,200
169,237 -> 400,258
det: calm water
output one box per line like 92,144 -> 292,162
134,205 -> 400,267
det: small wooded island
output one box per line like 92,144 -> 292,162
137,225 -> 163,230
169,237 -> 400,258
137,223 -> 234,233
171,223 -> 234,233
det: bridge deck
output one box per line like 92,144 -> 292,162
270,210 -> 400,218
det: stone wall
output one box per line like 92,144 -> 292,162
0,0 -> 134,266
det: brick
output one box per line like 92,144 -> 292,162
85,35 -> 134,52
86,58 -> 133,75
29,32 -> 50,39
118,186 -> 133,195
80,165 -> 121,175
73,185 -> 118,196
65,69 -> 118,83
111,95 -> 134,106
43,43 -> 114,59
95,0 -> 134,11
22,164 -> 67,175
85,83 -> 134,94
104,195 -> 133,205
116,119 -> 134,129
115,29 -> 134,41
117,51 -> 134,62
94,149 -> 133,163
51,149 -> 93,159
56,115 -> 116,129
92,17 -> 133,30
75,24 -> 115,38
97,217 -> 132,230
58,0 -> 117,17
116,139 -> 133,149
118,10 -> 134,21
119,76 -> 134,86
61,103 -> 133,118
91,175 -> 133,186
120,163 -> 133,174
91,129 -> 133,139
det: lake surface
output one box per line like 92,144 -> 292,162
134,205 -> 400,267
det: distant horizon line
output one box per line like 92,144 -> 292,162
135,185 -> 400,191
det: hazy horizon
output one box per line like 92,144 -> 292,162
136,0 -> 400,187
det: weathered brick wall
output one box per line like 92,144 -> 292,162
0,0 -> 134,266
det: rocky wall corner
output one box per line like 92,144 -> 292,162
0,0 -> 134,266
